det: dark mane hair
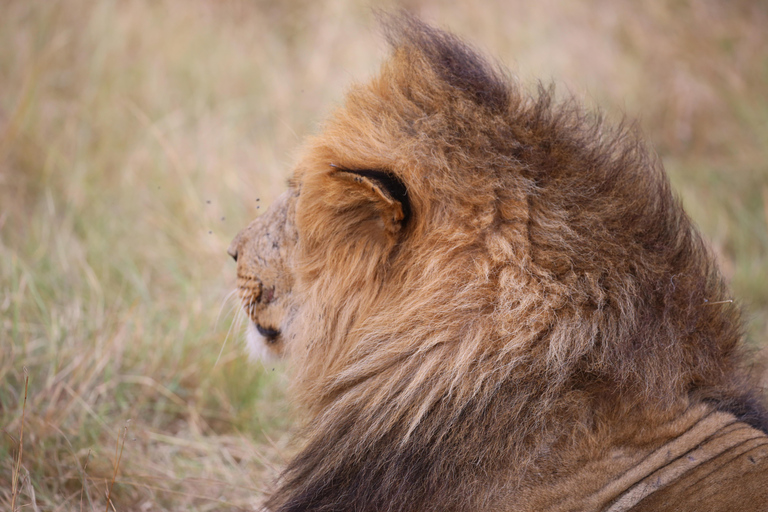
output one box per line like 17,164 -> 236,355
381,12 -> 511,112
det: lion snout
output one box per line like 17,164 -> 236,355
229,193 -> 298,360
226,244 -> 238,262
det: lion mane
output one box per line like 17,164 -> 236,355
229,15 -> 768,512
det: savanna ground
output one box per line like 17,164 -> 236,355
1,0 -> 767,510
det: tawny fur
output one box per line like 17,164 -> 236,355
229,15 -> 768,512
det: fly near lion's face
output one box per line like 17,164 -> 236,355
229,14 -> 768,512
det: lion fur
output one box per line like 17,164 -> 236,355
231,15 -> 768,512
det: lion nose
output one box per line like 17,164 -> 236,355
227,241 -> 239,262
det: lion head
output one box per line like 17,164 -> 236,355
230,15 -> 767,512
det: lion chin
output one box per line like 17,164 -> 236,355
229,14 -> 768,512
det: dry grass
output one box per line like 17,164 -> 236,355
1,0 -> 766,510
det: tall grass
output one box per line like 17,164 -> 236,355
1,0 -> 766,509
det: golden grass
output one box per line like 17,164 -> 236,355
1,0 -> 766,509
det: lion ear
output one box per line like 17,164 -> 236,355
329,167 -> 410,235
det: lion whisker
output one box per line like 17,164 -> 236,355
214,289 -> 247,368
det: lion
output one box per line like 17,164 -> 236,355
228,15 -> 768,512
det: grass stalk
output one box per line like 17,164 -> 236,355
10,373 -> 29,512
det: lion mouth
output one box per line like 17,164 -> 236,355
255,322 -> 280,342
245,320 -> 282,361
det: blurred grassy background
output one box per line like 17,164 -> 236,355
1,0 -> 766,509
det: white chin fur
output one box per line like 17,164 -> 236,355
246,320 -> 276,362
